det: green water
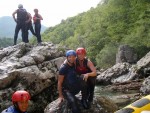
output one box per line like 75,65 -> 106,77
94,85 -> 140,109
95,85 -> 139,96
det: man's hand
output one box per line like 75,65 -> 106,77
58,96 -> 64,104
83,74 -> 89,82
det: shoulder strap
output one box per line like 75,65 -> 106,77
84,58 -> 92,72
83,58 -> 88,67
76,58 -> 88,67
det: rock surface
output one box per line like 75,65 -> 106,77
44,96 -> 118,113
140,76 -> 150,94
97,50 -> 150,85
1,42 -> 150,112
96,47 -> 150,100
0,42 -> 65,112
116,45 -> 137,64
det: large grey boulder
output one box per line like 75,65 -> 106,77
97,50 -> 150,85
96,63 -> 132,85
140,76 -> 150,94
0,42 -> 66,112
44,96 -> 118,113
116,45 -> 137,64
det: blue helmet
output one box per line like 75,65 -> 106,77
66,50 -> 76,57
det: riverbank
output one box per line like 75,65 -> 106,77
95,79 -> 143,109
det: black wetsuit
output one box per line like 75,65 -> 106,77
76,58 -> 96,102
59,63 -> 88,113
33,14 -> 42,43
14,8 -> 28,45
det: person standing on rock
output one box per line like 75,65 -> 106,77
57,50 -> 89,113
75,47 -> 97,106
1,90 -> 30,113
33,8 -> 43,45
12,4 -> 31,45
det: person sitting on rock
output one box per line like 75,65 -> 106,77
57,50 -> 89,113
1,90 -> 30,113
75,47 -> 97,106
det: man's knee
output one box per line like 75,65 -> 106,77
65,91 -> 76,103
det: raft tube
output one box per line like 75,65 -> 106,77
115,95 -> 150,113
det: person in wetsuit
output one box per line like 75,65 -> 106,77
12,4 -> 30,45
1,90 -> 30,113
33,8 -> 43,45
76,47 -> 97,106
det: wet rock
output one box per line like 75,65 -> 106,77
44,96 -> 118,113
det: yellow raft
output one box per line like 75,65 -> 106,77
115,95 -> 150,113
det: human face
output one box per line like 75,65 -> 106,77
67,55 -> 76,64
77,53 -> 85,61
17,100 -> 29,112
34,9 -> 38,14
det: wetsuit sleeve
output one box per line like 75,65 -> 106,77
1,109 -> 13,113
59,64 -> 67,76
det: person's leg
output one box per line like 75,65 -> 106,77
29,23 -> 36,36
35,23 -> 42,43
78,76 -> 89,109
63,90 -> 81,113
21,23 -> 29,43
14,24 -> 21,45
87,76 -> 96,102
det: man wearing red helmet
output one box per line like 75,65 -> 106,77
2,90 -> 30,113
76,47 -> 97,106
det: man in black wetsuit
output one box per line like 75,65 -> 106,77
12,4 -> 31,45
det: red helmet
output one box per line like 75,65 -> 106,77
76,47 -> 86,55
12,91 -> 30,102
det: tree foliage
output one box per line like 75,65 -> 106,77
0,37 -> 22,48
42,0 -> 150,68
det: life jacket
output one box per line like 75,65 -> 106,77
1,105 -> 27,113
76,58 -> 92,74
17,8 -> 27,22
33,14 -> 40,24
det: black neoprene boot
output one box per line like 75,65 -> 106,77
81,99 -> 89,109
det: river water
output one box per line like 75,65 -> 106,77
94,85 -> 140,109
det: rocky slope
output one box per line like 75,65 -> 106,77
0,42 -> 65,112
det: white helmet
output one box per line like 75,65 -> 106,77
18,4 -> 23,9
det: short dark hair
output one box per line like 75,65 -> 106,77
34,9 -> 38,12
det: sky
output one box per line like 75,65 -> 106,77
0,0 -> 101,27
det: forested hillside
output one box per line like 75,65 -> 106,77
0,38 -> 21,47
42,0 -> 150,68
